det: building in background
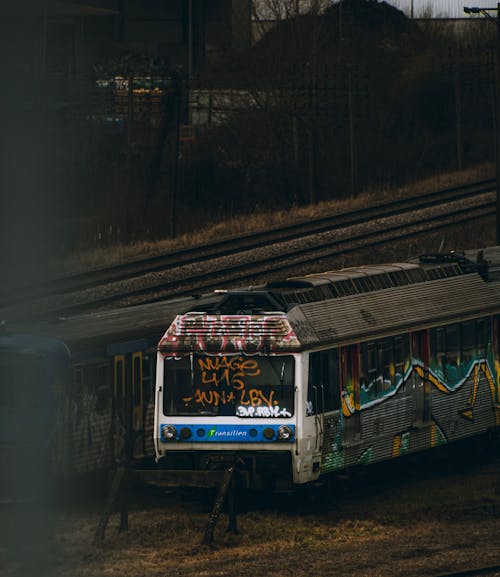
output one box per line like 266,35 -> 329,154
3,0 -> 252,79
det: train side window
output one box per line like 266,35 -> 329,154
142,354 -> 153,404
324,349 -> 340,411
360,335 -> 409,404
461,321 -> 475,365
132,353 -> 142,406
381,338 -> 394,390
446,325 -> 460,366
114,356 -> 125,402
432,328 -> 446,374
308,349 -> 340,415
96,365 -> 111,412
360,342 -> 378,398
394,335 -> 409,382
343,343 -> 360,406
476,318 -> 489,357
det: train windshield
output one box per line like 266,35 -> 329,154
163,354 -> 295,418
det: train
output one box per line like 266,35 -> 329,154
153,247 -> 500,488
0,332 -> 71,499
0,296 -> 212,483
1,246 -> 500,493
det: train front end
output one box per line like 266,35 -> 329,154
154,310 -> 303,490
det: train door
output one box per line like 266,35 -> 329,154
411,330 -> 431,428
341,344 -> 362,446
305,348 -> 341,478
108,339 -> 151,462
132,353 -> 143,433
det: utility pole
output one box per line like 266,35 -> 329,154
497,3 -> 499,245
464,5 -> 500,245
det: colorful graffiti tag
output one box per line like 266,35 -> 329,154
324,356 -> 500,474
159,313 -> 301,353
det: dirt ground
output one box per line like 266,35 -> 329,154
2,439 -> 500,577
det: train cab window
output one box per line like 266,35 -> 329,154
308,349 -> 340,415
164,354 -> 295,417
163,356 -> 195,415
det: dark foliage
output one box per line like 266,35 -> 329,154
187,0 -> 494,217
4,1 -> 494,255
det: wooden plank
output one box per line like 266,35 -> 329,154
93,466 -> 127,545
201,464 -> 235,547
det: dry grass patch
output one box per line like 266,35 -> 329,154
62,164 -> 494,273
35,447 -> 500,577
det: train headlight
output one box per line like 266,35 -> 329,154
162,425 -> 177,441
278,425 -> 293,441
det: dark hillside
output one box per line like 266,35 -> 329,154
192,0 -> 494,214
2,1 -> 494,257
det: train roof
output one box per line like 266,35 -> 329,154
0,331 -> 71,360
263,256 -> 479,306
3,294 -> 220,358
288,272 -> 500,347
164,247 -> 500,351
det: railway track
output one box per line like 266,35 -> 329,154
2,178 -> 494,302
1,178 -> 495,320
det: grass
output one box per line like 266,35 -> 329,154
3,439 -> 497,577
62,163 -> 494,273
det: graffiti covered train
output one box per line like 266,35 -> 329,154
2,248 -> 500,491
154,249 -> 500,488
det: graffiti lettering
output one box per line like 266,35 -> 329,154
197,356 -> 260,390
237,405 -> 292,418
178,355 -> 290,413
238,388 -> 276,407
183,387 -> 275,409
184,389 -> 237,408
159,313 -> 301,353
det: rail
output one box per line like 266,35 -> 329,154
1,178 -> 495,319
